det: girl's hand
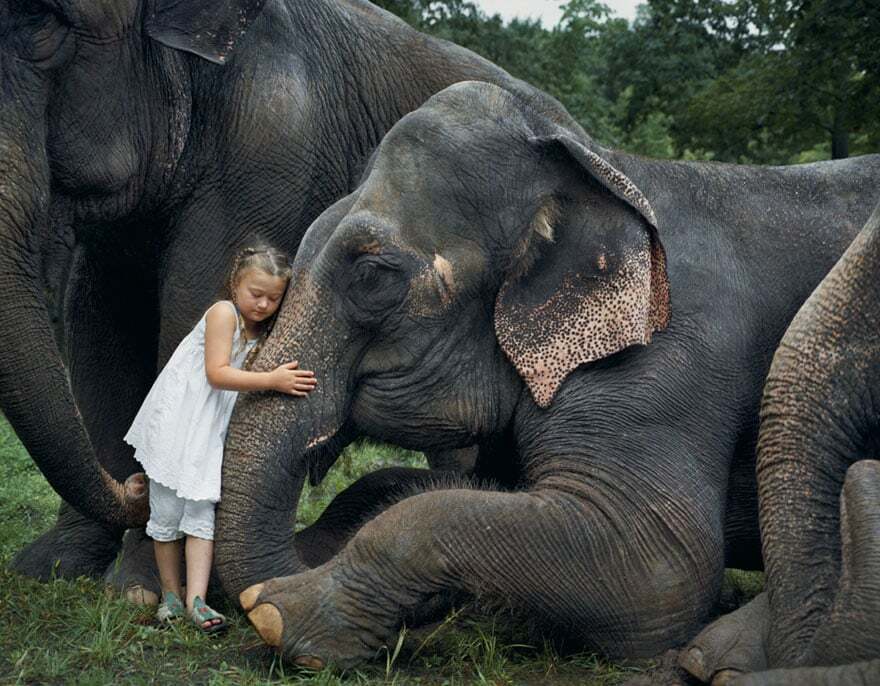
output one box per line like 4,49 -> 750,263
269,361 -> 317,396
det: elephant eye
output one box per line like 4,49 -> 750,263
353,258 -> 384,285
352,255 -> 403,287
10,0 -> 71,64
346,254 -> 409,326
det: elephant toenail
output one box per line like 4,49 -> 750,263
295,655 -> 325,670
678,647 -> 707,680
711,669 -> 743,686
239,582 -> 264,611
247,603 -> 283,647
124,584 -> 158,607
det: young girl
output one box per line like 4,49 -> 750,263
124,244 -> 317,631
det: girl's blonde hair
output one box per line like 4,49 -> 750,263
225,242 -> 293,367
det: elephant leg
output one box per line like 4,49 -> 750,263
243,486 -> 722,669
13,245 -> 157,580
104,529 -> 162,606
685,462 -> 880,686
807,460 -> 880,665
294,467 -> 464,568
11,503 -> 123,580
678,593 -> 769,685
734,659 -> 880,686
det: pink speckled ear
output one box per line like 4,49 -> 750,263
146,0 -> 267,65
494,135 -> 669,408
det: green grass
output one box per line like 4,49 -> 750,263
0,416 -> 761,684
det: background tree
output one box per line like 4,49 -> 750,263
372,0 -> 880,163
643,0 -> 880,161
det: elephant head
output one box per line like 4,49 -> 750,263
757,199 -> 880,670
0,0 -> 265,529
215,81 -> 669,598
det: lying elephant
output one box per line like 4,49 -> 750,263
214,81 -> 880,667
681,202 -> 880,685
0,0 -> 538,583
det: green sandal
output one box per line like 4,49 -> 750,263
190,596 -> 227,634
156,591 -> 185,624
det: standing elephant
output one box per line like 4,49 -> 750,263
215,81 -> 880,667
681,203 -> 880,686
0,0 -> 536,582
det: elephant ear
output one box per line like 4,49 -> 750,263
146,0 -> 268,64
494,134 -> 670,408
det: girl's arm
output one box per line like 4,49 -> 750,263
204,303 -> 316,396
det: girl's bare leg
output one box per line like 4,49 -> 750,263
153,539 -> 183,598
185,536 -> 220,628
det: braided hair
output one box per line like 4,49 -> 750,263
224,242 -> 293,368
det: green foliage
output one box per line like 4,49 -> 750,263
297,440 -> 425,529
0,418 -> 59,561
373,0 -> 880,163
635,0 -> 880,161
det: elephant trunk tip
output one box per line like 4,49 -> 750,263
103,470 -> 150,529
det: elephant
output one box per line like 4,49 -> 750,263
679,202 -> 880,686
0,0 -> 542,584
213,80 -> 880,668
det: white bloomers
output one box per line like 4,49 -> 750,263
146,480 -> 216,542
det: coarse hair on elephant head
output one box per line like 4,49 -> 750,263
0,0 -> 266,532
215,80 -> 670,597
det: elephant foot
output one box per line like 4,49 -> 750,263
104,528 -> 162,605
734,658 -> 880,686
679,593 -> 769,684
619,649 -> 693,686
10,503 -> 122,581
240,563 -> 397,670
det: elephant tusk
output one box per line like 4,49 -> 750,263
247,603 -> 284,648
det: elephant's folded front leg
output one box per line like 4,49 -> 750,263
242,486 -> 722,668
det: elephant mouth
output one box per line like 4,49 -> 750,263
303,420 -> 356,487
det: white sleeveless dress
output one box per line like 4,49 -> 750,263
124,301 -> 257,503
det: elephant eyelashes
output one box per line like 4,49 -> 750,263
345,255 -> 409,324
353,258 -> 389,287
10,0 -> 70,64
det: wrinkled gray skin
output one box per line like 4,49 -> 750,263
0,0 -> 529,583
681,203 -> 880,686
217,81 -> 880,668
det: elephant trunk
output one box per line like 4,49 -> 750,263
214,394 -> 312,597
0,72 -> 147,531
757,205 -> 880,667
215,272 -> 350,598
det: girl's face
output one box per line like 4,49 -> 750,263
233,268 -> 288,324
